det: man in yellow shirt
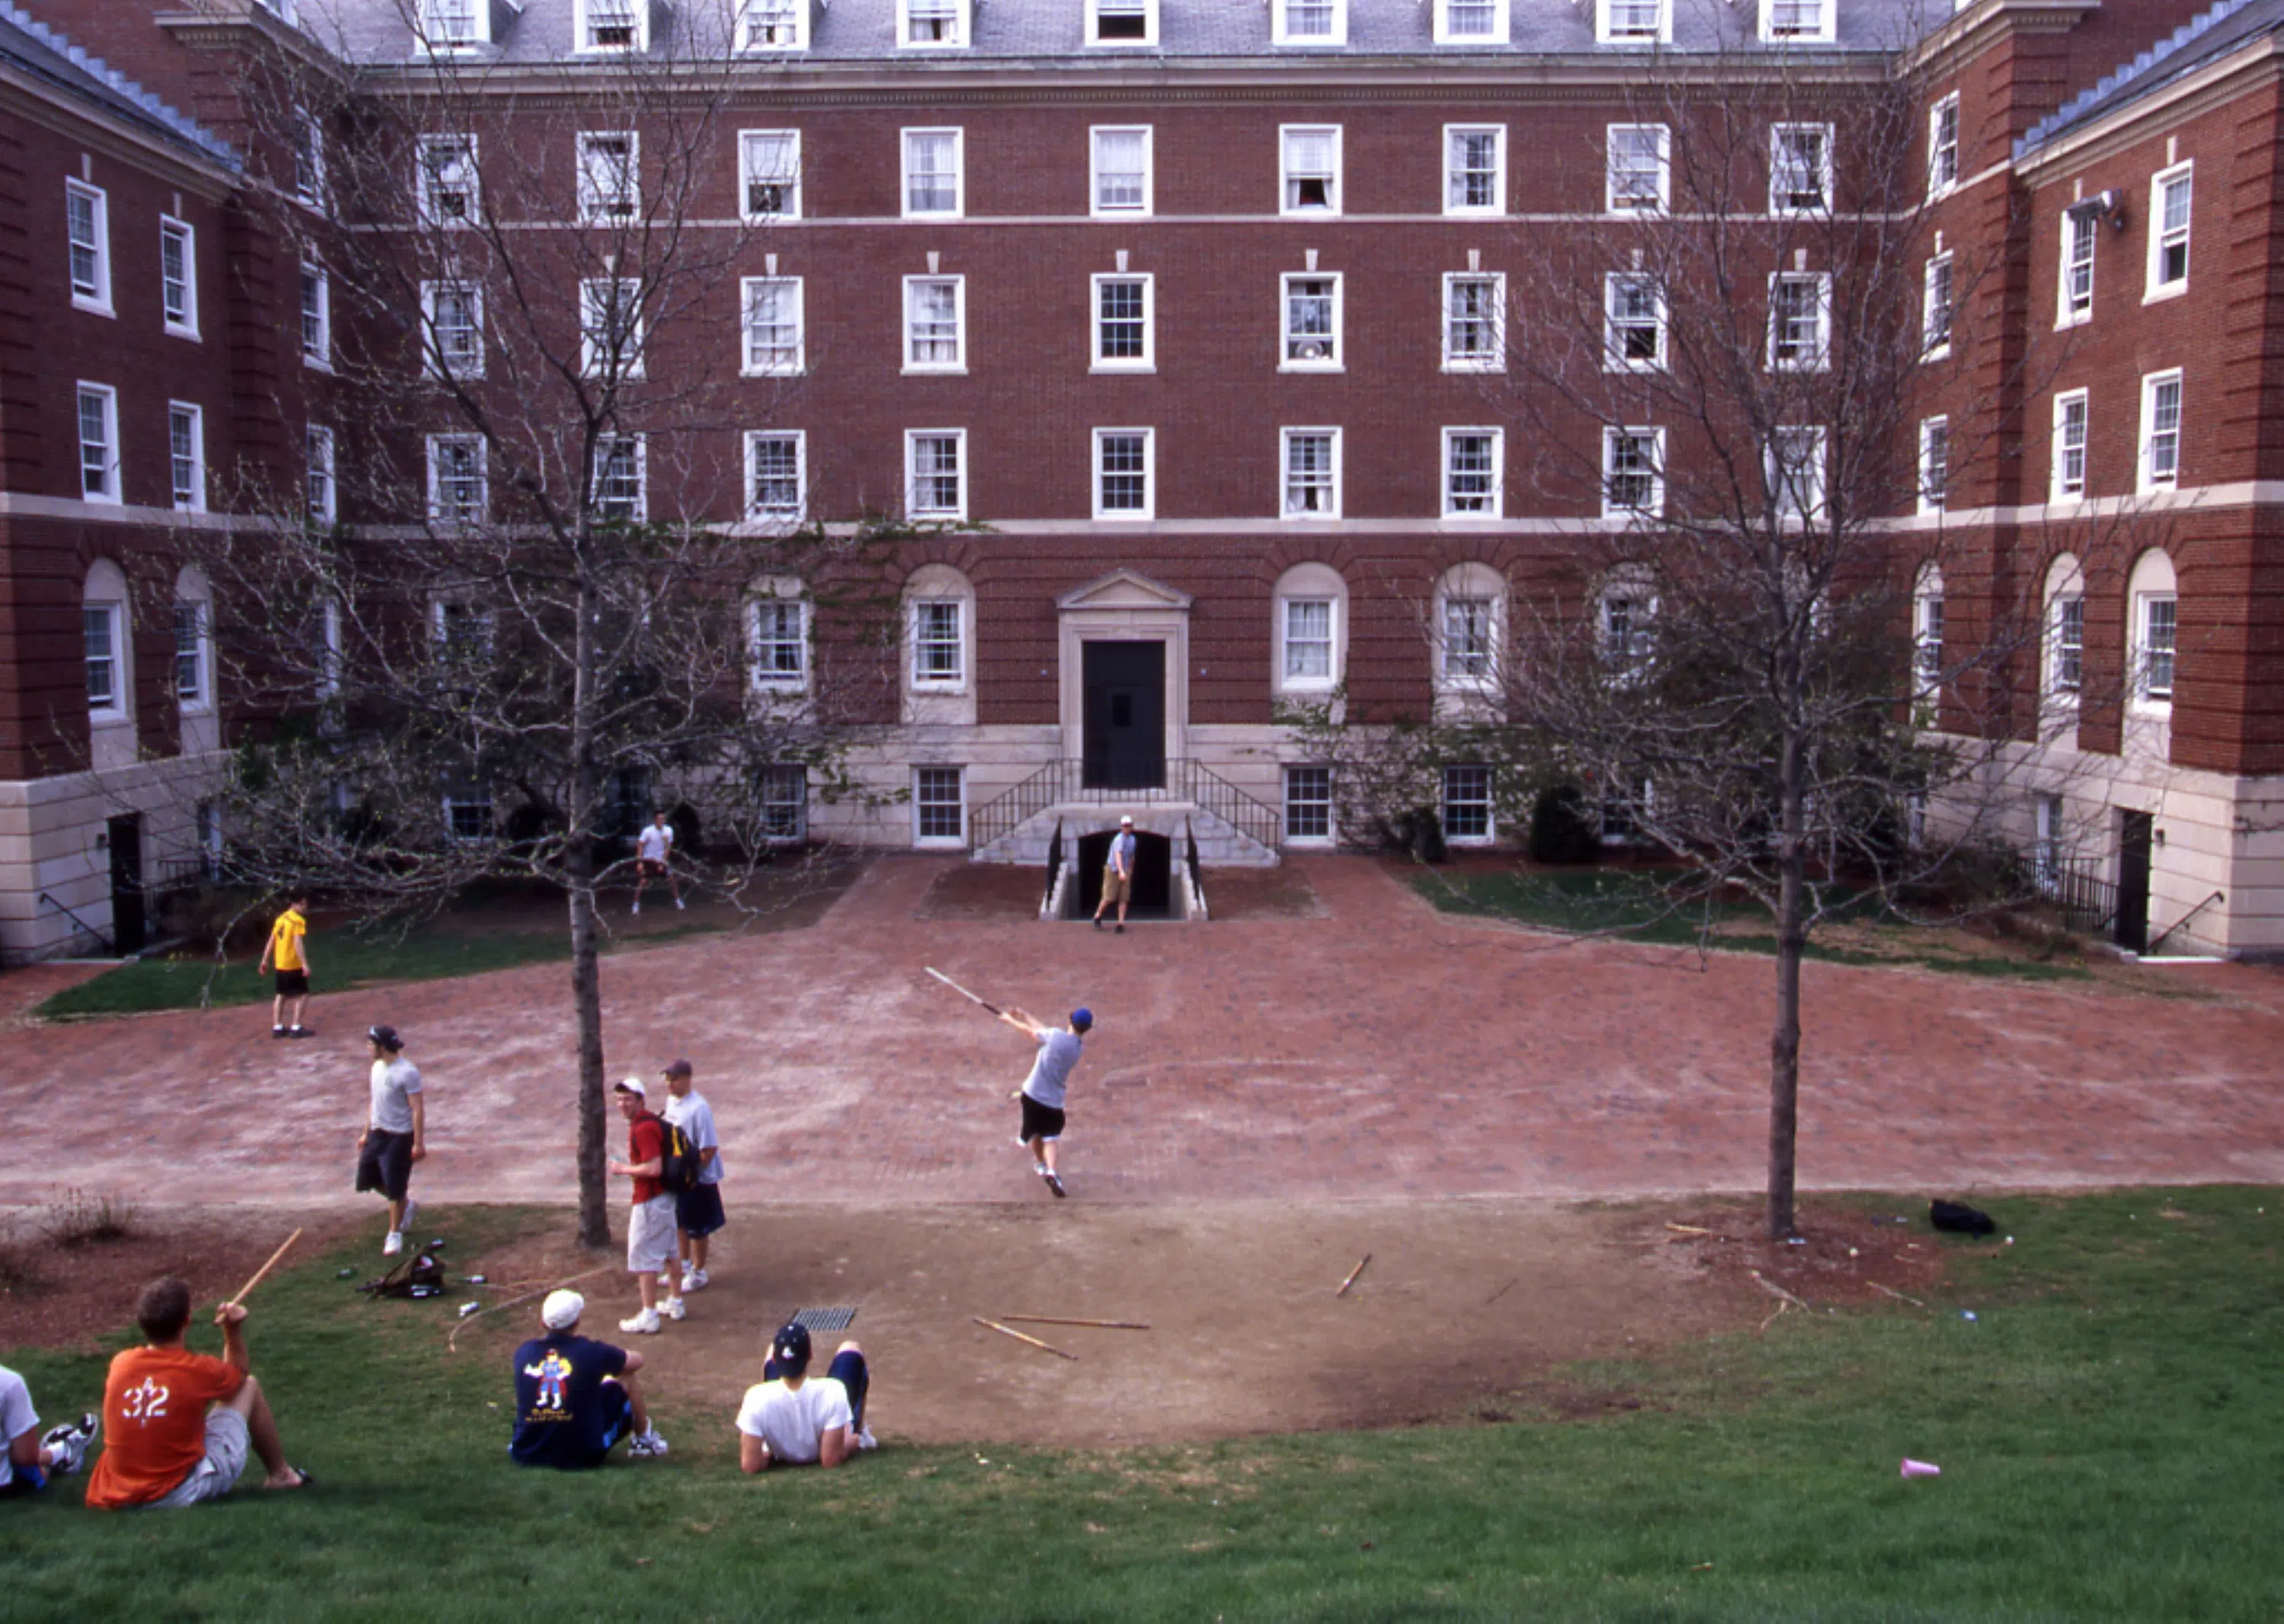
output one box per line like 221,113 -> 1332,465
256,896 -> 314,1039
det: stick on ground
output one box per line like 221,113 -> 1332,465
226,1228 -> 304,1309
974,1316 -> 1078,1360
999,1314 -> 1150,1331
1484,1278 -> 1519,1307
1868,1281 -> 1928,1309
1335,1254 -> 1371,1297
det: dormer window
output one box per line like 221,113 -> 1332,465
1435,0 -> 1507,42
1089,0 -> 1156,44
900,0 -> 969,47
418,0 -> 483,49
578,0 -> 647,53
1597,0 -> 1670,45
1761,0 -> 1833,43
1274,0 -> 1347,46
738,0 -> 806,49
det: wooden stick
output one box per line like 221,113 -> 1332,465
1665,1223 -> 1715,1236
1335,1253 -> 1371,1297
1868,1281 -> 1927,1309
973,1316 -> 1077,1361
999,1314 -> 1150,1331
225,1228 -> 304,1309
1483,1277 -> 1519,1307
447,1265 -> 617,1353
1748,1269 -> 1812,1312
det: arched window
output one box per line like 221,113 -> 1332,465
2126,548 -> 2177,710
83,559 -> 132,724
174,565 -> 214,713
1912,563 -> 1944,689
2042,552 -> 2084,704
1597,566 -> 1657,676
746,575 -> 810,696
1271,561 -> 1347,697
1434,560 -> 1504,690
903,563 -> 976,726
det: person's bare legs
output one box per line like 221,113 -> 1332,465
604,1374 -> 649,1435
270,991 -> 286,1029
220,1377 -> 305,1489
636,1270 -> 659,1313
689,1232 -> 710,1274
286,991 -> 308,1030
387,1194 -> 410,1233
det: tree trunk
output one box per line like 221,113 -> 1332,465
567,858 -> 611,1249
1767,729 -> 1806,1240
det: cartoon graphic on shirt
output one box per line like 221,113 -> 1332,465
523,1351 -> 575,1416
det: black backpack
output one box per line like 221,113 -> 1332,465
659,1118 -> 701,1195
1929,1198 -> 1996,1236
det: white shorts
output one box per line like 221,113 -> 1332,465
153,1408 -> 250,1507
627,1195 -> 678,1274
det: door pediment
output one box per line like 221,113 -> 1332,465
1057,568 -> 1192,614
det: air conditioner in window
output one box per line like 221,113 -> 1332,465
2068,188 -> 2126,231
1294,340 -> 1330,360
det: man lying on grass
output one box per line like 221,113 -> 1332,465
0,1361 -> 97,1498
85,1278 -> 311,1508
736,1321 -> 875,1472
510,1290 -> 668,1467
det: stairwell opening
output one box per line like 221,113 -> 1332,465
1066,828 -> 1179,920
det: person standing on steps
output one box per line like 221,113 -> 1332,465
357,1024 -> 426,1258
1092,815 -> 1137,933
257,895 -> 314,1038
630,811 -> 683,916
1000,1004 -> 1091,1198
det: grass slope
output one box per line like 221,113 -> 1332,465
5,1188 -> 2279,1622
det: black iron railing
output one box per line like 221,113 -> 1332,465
37,892 -> 113,956
969,759 -> 1281,853
2147,889 -> 2226,956
2038,855 -> 2116,938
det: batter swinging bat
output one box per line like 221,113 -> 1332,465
925,966 -> 1002,1016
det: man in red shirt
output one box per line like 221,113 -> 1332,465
85,1278 -> 310,1508
606,1078 -> 681,1335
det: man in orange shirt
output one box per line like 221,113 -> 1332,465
85,1278 -> 310,1508
256,895 -> 314,1039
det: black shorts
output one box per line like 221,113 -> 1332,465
355,1129 -> 416,1202
675,1182 -> 726,1238
275,969 -> 309,997
1019,1093 -> 1066,1143
637,859 -> 668,877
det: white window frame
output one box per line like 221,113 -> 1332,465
742,276 -> 806,376
1600,585 -> 1657,671
1769,123 -> 1833,217
1092,427 -> 1155,521
423,279 -> 486,380
1281,427 -> 1341,519
1273,0 -> 1348,46
2047,574 -> 2085,700
574,0 -> 650,53
168,401 -> 206,514
738,129 -> 802,221
160,216 -> 199,340
1443,124 -> 1507,216
416,136 -> 480,227
2139,369 -> 2182,493
174,598 -> 209,709
1927,93 -> 1960,196
748,595 -> 810,691
1091,273 -> 1154,372
1441,764 -> 1495,843
1087,0 -> 1158,46
908,599 -> 968,690
1089,126 -> 1153,218
85,600 -> 124,718
1602,426 -> 1665,519
2145,161 -> 2192,302
293,110 -> 327,210
579,278 -> 646,379
1766,270 -> 1831,372
443,792 -> 496,843
905,429 -> 968,522
306,424 -> 336,524
1283,765 -> 1335,845
1914,576 -> 1945,688
1279,124 -> 1342,216
592,434 -> 648,524
745,430 -> 807,523
1919,416 -> 1949,516
902,275 -> 967,374
1606,123 -> 1670,213
898,0 -> 971,49
576,130 -> 640,225
2059,206 -> 2097,328
1441,272 -> 1505,373
1280,598 -> 1338,691
1767,425 -> 1828,522
1437,590 -> 1500,688
1760,0 -> 1833,43
912,764 -> 967,846
426,432 -> 488,525
2051,390 -> 2089,503
1434,0 -> 1510,44
1922,253 -> 1954,360
1281,271 -> 1342,372
1604,272 -> 1666,372
66,180 -> 112,316
300,263 -> 331,370
901,128 -> 965,219
738,0 -> 808,50
1597,0 -> 1670,46
1442,426 -> 1504,519
416,0 -> 486,50
2135,591 -> 2177,707
76,382 -> 120,505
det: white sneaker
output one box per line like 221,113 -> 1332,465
853,1425 -> 877,1451
664,1296 -> 687,1321
631,900 -> 641,915
628,1428 -> 670,1458
687,1268 -> 710,1291
674,897 -> 684,911
42,1415 -> 97,1474
382,1230 -> 404,1257
619,1308 -> 662,1335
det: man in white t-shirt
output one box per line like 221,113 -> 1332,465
1000,1004 -> 1090,1198
356,1023 -> 427,1257
735,1321 -> 873,1470
658,1059 -> 724,1295
0,1363 -> 97,1499
630,812 -> 683,915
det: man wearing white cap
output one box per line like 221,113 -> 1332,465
509,1291 -> 666,1467
608,1078 -> 684,1334
1091,815 -> 1138,933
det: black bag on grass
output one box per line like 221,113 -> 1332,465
361,1246 -> 448,1299
1929,1199 -> 1996,1236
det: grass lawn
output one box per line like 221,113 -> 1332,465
5,1187 -> 2279,1621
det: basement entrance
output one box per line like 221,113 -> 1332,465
1070,828 -> 1175,920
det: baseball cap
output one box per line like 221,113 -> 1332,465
541,1290 -> 584,1330
368,1024 -> 403,1052
662,1059 -> 693,1080
614,1077 -> 647,1097
1119,815 -> 1134,826
1070,1007 -> 1094,1032
772,1320 -> 812,1368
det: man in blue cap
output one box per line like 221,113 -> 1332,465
999,1004 -> 1092,1198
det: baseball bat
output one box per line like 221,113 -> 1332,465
972,1316 -> 1077,1361
226,1228 -> 305,1309
925,966 -> 1002,1015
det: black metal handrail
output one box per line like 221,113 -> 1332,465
969,759 -> 1282,853
2146,889 -> 2226,957
2037,855 -> 2116,938
38,891 -> 114,956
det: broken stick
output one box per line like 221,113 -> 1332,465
1335,1254 -> 1371,1297
1483,1277 -> 1519,1307
225,1228 -> 304,1310
1665,1223 -> 1715,1236
1868,1281 -> 1928,1309
999,1315 -> 1150,1331
973,1316 -> 1078,1361
1747,1269 -> 1812,1312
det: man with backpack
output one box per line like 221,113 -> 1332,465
658,1060 -> 724,1298
607,1078 -> 686,1334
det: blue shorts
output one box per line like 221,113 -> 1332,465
676,1182 -> 726,1238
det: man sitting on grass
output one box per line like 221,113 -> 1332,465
0,1362 -> 97,1498
510,1290 -> 668,1468
84,1279 -> 311,1508
735,1321 -> 874,1472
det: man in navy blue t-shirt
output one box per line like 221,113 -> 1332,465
509,1291 -> 668,1468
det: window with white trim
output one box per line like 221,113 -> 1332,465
418,0 -> 483,49
1284,765 -> 1334,842
1093,428 -> 1153,520
1445,125 -> 1505,215
746,431 -> 805,521
1919,416 -> 1949,515
174,600 -> 208,705
2139,369 -> 2182,492
1442,764 -> 1493,841
1605,273 -> 1665,370
1089,0 -> 1157,45
907,430 -> 967,520
2044,554 -> 2084,699
910,600 -> 965,686
1770,124 -> 1832,216
1597,0 -> 1669,44
1600,585 -> 1656,669
593,435 -> 646,522
161,218 -> 198,338
1914,568 -> 1944,687
1603,426 -> 1664,518
293,111 -> 326,209
77,384 -> 119,503
1443,427 -> 1502,518
1762,0 -> 1833,43
1440,598 -> 1496,683
427,434 -> 487,524
1767,272 -> 1829,370
1281,273 -> 1341,369
748,595 -> 809,688
66,180 -> 111,313
417,136 -> 480,225
579,278 -> 645,378
903,276 -> 965,372
306,425 -> 335,524
1092,273 -> 1153,370
902,129 -> 963,218
914,765 -> 965,844
1606,124 -> 1670,212
758,764 -> 807,839
301,263 -> 330,369
1436,0 -> 1508,43
739,0 -> 806,49
423,280 -> 484,379
740,130 -> 802,219
445,793 -> 495,841
2059,207 -> 2096,327
1274,0 -> 1346,45
1280,125 -> 1341,215
2147,162 -> 2191,298
742,276 -> 805,375
576,132 -> 639,223
169,403 -> 206,512
1281,427 -> 1340,518
1922,253 -> 1953,359
2052,389 -> 2088,501
1091,126 -> 1152,216
576,0 -> 648,52
85,601 -> 123,713
1927,94 -> 1960,196
1282,599 -> 1335,687
1767,426 -> 1827,520
1443,273 -> 1504,372
2137,592 -> 2177,704
899,0 -> 969,47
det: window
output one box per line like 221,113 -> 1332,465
2139,594 -> 2177,702
85,603 -> 122,712
1089,0 -> 1156,45
580,278 -> 645,378
427,433 -> 486,524
168,403 -> 205,512
2046,557 -> 2084,697
417,136 -> 480,225
1284,766 -> 1333,842
160,218 -> 198,337
1280,126 -> 1341,215
1274,0 -> 1346,45
911,600 -> 965,685
1605,273 -> 1665,370
300,264 -> 330,369
1914,572 -> 1944,686
1922,254 -> 1954,359
1274,563 -> 1347,694
306,425 -> 335,523
2139,370 -> 2182,492
66,180 -> 110,313
1601,587 -> 1656,668
2053,390 -> 2088,500
742,276 -> 805,375
1443,273 -> 1504,372
914,766 -> 965,844
1442,598 -> 1495,682
1597,0 -> 1669,44
1436,0 -> 1508,43
418,0 -> 482,48
1093,428 -> 1154,520
1603,427 -> 1664,518
1770,124 -> 1832,215
445,794 -> 495,842
2148,163 -> 2191,298
1767,426 -> 1827,520
748,597 -> 807,687
196,800 -> 224,878
1919,416 -> 1949,515
174,601 -> 207,705
576,132 -> 639,223
2034,793 -> 2064,895
1762,0 -> 1833,42
1283,599 -> 1335,685
739,0 -> 806,49
907,430 -> 967,520
1928,93 -> 1960,195
1281,428 -> 1340,518
746,431 -> 805,521
1442,765 -> 1493,841
758,765 -> 807,840
77,384 -> 119,503
1445,126 -> 1505,215
293,112 -> 326,209
1767,272 -> 1829,370
593,435 -> 646,522
423,280 -> 484,379
903,276 -> 965,372
1092,273 -> 1153,370
902,129 -> 963,218
739,130 -> 802,220
1443,428 -> 1502,518
1091,126 -> 1152,216
1606,124 -> 1670,212
578,0 -> 647,52
2059,207 -> 2097,326
1281,273 -> 1341,369
900,0 -> 968,47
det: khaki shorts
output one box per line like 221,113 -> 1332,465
1100,868 -> 1131,905
627,1195 -> 678,1274
152,1408 -> 250,1507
